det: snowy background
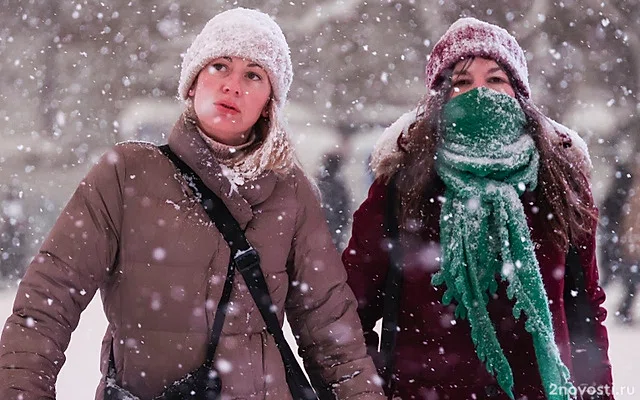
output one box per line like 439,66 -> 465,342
1,0 -> 639,398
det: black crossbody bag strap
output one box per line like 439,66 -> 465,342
158,145 -> 327,400
380,174 -> 402,398
205,253 -> 236,365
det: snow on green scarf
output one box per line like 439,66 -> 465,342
433,87 -> 573,399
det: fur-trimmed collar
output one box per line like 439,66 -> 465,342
370,108 -> 592,179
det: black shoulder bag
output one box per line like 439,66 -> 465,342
105,269 -> 229,399
106,145 -> 331,400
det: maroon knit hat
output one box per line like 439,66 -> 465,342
425,17 -> 530,98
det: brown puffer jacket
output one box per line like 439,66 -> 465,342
0,115 -> 385,400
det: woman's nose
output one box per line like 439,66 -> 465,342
222,84 -> 240,95
222,75 -> 241,95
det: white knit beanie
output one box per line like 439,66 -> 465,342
178,8 -> 296,181
425,17 -> 530,98
178,7 -> 293,109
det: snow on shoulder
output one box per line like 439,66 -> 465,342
546,117 -> 592,172
369,107 -> 417,178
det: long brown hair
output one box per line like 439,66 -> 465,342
393,58 -> 597,249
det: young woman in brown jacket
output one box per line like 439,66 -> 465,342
0,8 -> 384,400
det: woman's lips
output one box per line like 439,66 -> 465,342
215,101 -> 240,113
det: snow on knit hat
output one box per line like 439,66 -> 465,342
178,8 -> 297,182
425,17 -> 531,98
178,7 -> 293,109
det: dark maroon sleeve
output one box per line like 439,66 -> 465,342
342,177 -> 391,358
573,207 -> 615,399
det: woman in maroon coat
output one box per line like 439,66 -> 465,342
343,18 -> 614,400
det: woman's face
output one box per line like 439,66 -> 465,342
189,56 -> 271,145
449,57 -> 515,99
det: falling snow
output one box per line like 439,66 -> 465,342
1,2 -> 639,398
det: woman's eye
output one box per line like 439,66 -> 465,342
246,71 -> 262,81
488,76 -> 507,84
208,63 -> 227,74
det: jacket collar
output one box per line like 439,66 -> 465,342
167,113 -> 277,228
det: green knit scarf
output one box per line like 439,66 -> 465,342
432,87 -> 573,400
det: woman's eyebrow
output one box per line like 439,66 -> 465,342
452,70 -> 470,76
488,66 -> 505,74
247,62 -> 264,69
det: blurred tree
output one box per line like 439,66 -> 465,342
2,0 -> 636,147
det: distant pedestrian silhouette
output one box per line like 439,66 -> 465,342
317,151 -> 351,251
603,160 -> 640,325
0,186 -> 27,281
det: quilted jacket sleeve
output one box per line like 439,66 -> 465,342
0,147 -> 126,400
341,178 -> 390,369
284,171 -> 385,400
563,159 -> 614,399
571,213 -> 615,400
